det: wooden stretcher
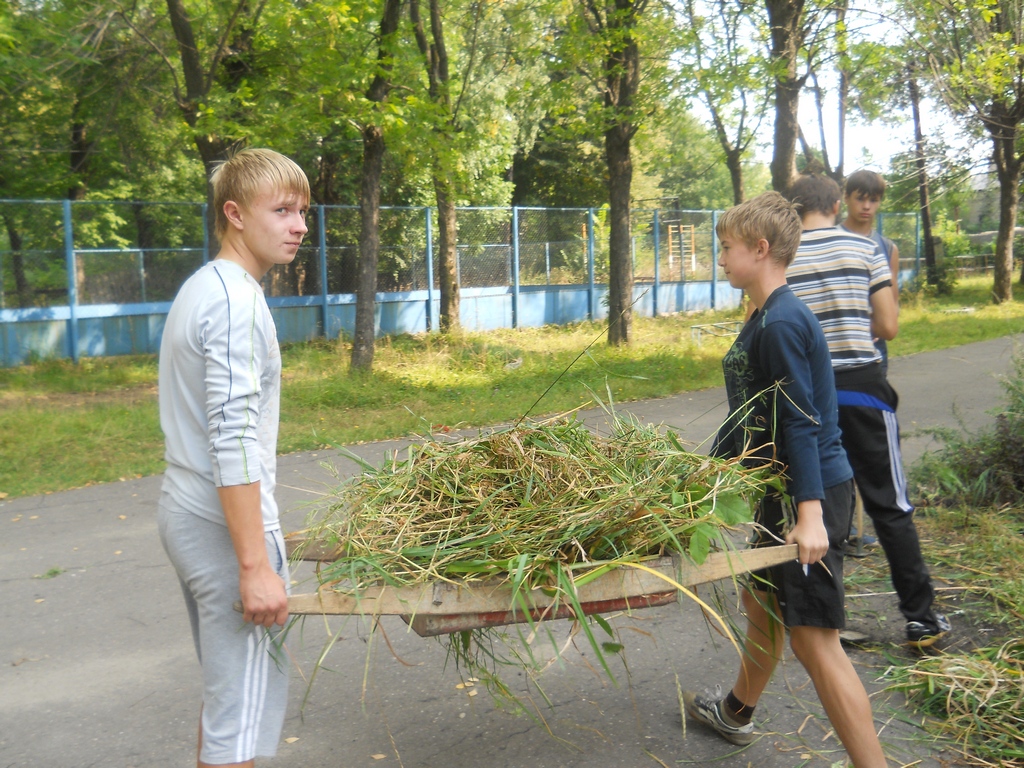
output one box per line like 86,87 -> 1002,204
282,537 -> 799,637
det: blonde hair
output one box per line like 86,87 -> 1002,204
716,191 -> 802,266
211,148 -> 311,239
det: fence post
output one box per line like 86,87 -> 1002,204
317,205 -> 329,338
512,206 -> 520,329
63,199 -> 79,363
653,209 -> 660,317
425,206 -> 435,332
587,208 -> 596,320
710,210 -> 719,309
202,203 -> 210,264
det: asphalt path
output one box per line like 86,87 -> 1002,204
2,333 -> 1020,768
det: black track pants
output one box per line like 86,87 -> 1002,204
834,363 -> 937,624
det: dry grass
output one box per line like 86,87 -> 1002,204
889,640 -> 1024,766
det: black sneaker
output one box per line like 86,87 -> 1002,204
683,687 -> 755,746
906,612 -> 952,649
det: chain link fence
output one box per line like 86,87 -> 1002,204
878,212 -> 919,273
517,208 -> 591,286
1,199 -> 922,310
0,200 -> 65,308
0,200 -> 207,308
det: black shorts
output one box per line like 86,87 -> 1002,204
749,479 -> 855,629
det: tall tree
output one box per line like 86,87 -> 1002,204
656,106 -> 771,208
351,0 -> 404,373
593,0 -> 647,345
676,0 -> 772,204
802,0 -> 848,182
561,0 -> 667,345
765,0 -> 808,191
120,0 -> 292,238
909,0 -> 1024,301
907,67 -> 940,285
407,0 -> 552,331
409,0 -> 461,332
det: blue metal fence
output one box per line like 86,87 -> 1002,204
0,200 -> 920,366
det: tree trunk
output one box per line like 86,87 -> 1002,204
164,0 -> 236,244
410,0 -> 460,333
435,175 -> 460,332
606,123 -> 633,345
908,73 -> 938,285
351,125 -> 385,371
707,108 -> 745,204
765,0 -> 805,192
989,111 -> 1019,303
725,148 -> 744,205
3,214 -> 31,308
351,0 -> 403,373
68,114 -> 91,201
602,0 -> 640,346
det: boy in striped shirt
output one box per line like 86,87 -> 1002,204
786,173 -> 950,650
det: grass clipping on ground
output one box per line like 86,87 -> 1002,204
299,412 -> 780,711
889,640 -> 1024,766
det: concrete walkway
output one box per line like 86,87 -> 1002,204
1,334 -> 1020,768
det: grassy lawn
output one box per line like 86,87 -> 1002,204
1,275 -> 1023,499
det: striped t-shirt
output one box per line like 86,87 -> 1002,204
787,227 -> 892,370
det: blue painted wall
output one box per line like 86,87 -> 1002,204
0,281 -> 742,365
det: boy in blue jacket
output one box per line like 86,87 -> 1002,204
682,192 -> 887,767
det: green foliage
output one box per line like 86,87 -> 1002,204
670,0 -> 771,203
902,264 -> 959,298
844,39 -> 911,125
911,351 -> 1024,508
882,499 -> 1024,766
898,216 -> 965,296
885,147 -> 976,221
652,107 -> 770,209
932,217 -> 973,258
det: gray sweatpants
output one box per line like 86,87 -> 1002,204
158,502 -> 290,764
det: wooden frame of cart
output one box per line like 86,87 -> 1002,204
281,542 -> 799,637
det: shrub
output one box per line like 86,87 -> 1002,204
911,352 -> 1024,508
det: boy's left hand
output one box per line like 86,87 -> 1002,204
786,499 -> 830,565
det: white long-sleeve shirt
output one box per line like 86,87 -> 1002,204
158,260 -> 281,531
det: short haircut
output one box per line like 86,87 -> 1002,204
844,169 -> 886,200
211,148 -> 311,239
786,173 -> 841,218
716,191 -> 803,267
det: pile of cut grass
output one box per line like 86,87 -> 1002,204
889,640 -> 1024,766
302,413 -> 776,594
299,411 -> 779,710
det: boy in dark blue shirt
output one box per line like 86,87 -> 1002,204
683,192 -> 888,767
